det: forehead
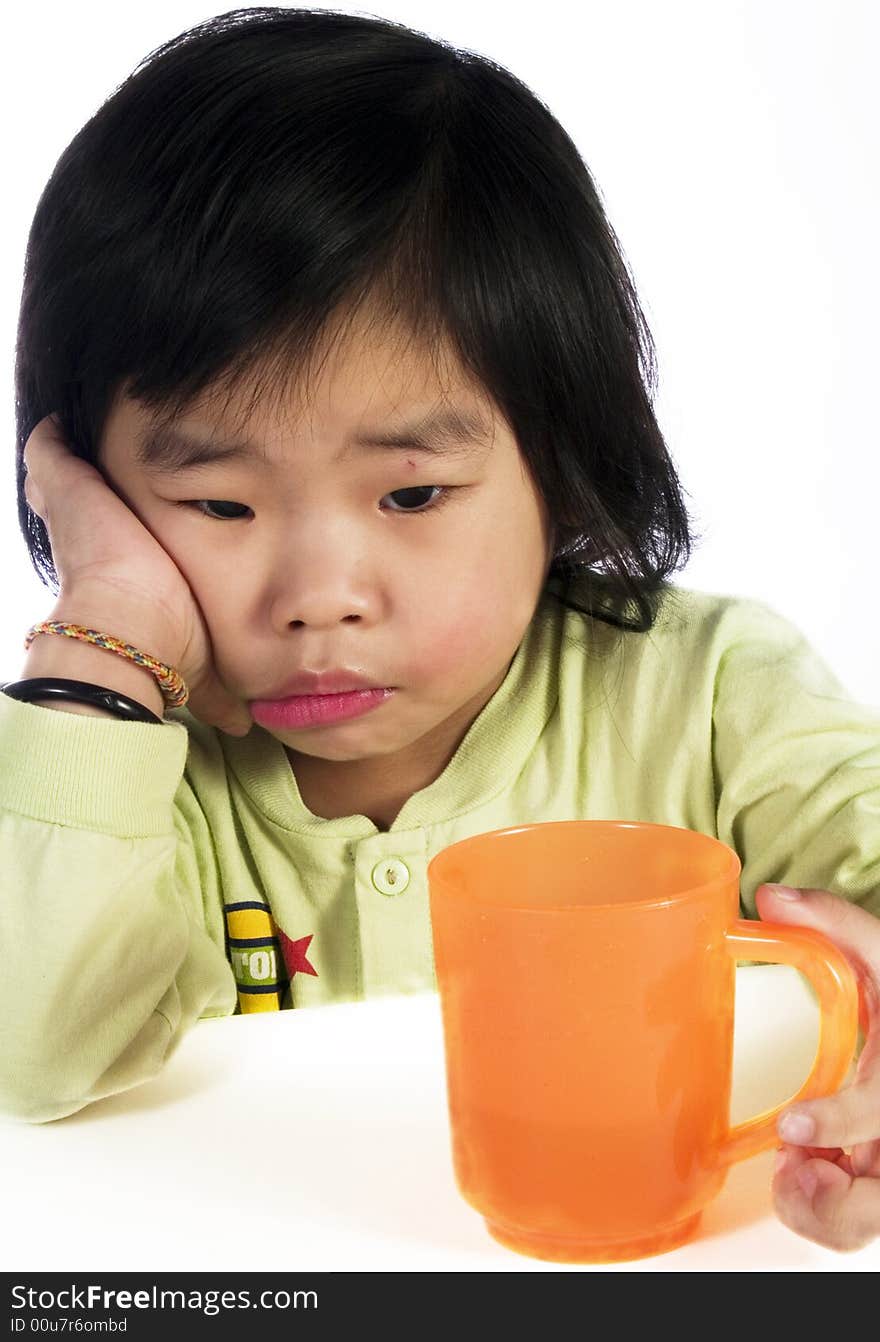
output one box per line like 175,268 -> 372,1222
133,404 -> 497,475
111,320 -> 503,473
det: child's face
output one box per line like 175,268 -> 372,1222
97,313 -> 554,820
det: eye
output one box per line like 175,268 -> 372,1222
182,500 -> 251,521
179,486 -> 455,521
382,485 -> 453,515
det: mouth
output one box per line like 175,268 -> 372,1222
248,686 -> 396,730
251,669 -> 388,698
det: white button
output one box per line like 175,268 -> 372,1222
371,857 -> 411,895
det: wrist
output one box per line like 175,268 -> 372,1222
40,597 -> 186,672
19,604 -> 183,721
18,642 -> 167,720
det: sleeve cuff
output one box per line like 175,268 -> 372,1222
0,690 -> 190,836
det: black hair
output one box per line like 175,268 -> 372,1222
14,6 -> 702,635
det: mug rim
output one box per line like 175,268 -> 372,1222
426,819 -> 742,912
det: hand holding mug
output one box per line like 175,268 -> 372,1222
759,883 -> 880,1254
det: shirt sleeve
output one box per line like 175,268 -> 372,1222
0,691 -> 237,1124
711,597 -> 880,924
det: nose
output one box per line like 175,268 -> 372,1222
285,602 -> 367,629
267,531 -> 379,632
278,584 -> 375,631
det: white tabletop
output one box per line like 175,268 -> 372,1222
2,965 -> 877,1273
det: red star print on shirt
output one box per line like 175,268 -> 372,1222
278,930 -> 319,979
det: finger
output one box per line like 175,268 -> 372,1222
757,885 -> 880,1150
23,411 -> 68,477
774,1154 -> 880,1253
23,469 -> 45,519
22,415 -> 65,519
775,1142 -> 853,1179
756,884 -> 880,989
779,1072 -> 880,1150
851,1137 -> 880,1179
22,413 -> 88,527
758,883 -> 880,1056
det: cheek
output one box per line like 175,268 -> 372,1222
401,488 -> 549,687
402,572 -> 534,696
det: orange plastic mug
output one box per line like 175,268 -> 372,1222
426,820 -> 859,1264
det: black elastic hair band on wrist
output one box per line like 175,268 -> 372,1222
0,678 -> 164,724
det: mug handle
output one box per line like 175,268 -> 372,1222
716,919 -> 860,1167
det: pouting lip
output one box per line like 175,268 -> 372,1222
250,669 -> 392,700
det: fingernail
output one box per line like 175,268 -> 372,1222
779,1110 -> 815,1142
766,884 -> 802,900
796,1166 -> 818,1198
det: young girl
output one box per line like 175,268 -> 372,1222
2,7 -> 878,1252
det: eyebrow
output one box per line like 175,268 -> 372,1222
135,405 -> 494,474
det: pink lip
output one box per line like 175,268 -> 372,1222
249,687 -> 395,730
252,669 -> 385,698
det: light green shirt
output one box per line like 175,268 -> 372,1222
1,579 -> 878,1122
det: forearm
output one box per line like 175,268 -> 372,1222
0,678 -> 234,1122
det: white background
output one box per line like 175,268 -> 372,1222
1,1 -> 879,1281
3,1 -> 879,701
